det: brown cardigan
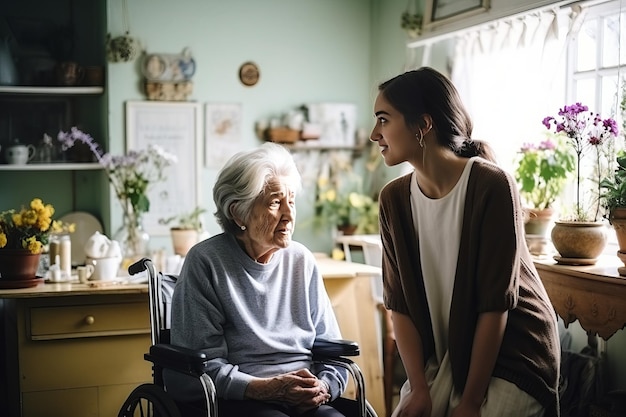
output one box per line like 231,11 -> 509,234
379,159 -> 560,417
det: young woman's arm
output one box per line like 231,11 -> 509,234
392,311 -> 432,417
452,310 -> 508,416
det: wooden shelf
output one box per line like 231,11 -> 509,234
282,143 -> 366,152
0,86 -> 104,95
0,163 -> 102,171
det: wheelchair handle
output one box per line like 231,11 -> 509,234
128,258 -> 153,275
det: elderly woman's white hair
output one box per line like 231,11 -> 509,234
213,142 -> 302,235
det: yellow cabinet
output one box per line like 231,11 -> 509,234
0,288 -> 152,417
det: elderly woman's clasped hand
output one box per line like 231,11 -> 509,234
246,368 -> 331,413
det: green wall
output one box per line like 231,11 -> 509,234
106,0 -> 380,253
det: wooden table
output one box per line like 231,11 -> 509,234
533,255 -> 626,340
316,257 -> 385,417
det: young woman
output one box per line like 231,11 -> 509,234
370,67 -> 560,417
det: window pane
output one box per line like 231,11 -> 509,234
602,75 -> 620,117
574,78 -> 596,105
577,18 -> 597,71
602,14 -> 623,67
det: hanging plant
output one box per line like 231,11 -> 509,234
401,0 -> 423,38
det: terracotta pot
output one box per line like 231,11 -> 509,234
170,228 -> 200,257
337,225 -> 357,236
551,221 -> 607,260
610,207 -> 626,252
524,207 -> 554,237
0,249 -> 41,280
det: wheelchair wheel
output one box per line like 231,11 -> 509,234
119,383 -> 182,417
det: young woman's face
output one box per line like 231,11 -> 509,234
238,176 -> 296,262
370,92 -> 419,166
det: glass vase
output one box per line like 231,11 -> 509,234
114,209 -> 150,271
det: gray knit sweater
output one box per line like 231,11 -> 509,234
166,233 -> 348,402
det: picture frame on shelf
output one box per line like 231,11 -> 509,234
125,101 -> 202,236
204,102 -> 242,169
423,0 -> 490,29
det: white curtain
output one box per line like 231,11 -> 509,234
449,7 -> 586,173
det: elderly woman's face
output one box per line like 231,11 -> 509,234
239,176 -> 296,263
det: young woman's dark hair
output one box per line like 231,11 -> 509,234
379,67 -> 497,163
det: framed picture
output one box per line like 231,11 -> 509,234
423,0 -> 490,28
204,102 -> 243,169
125,101 -> 202,236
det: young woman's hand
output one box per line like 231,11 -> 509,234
391,387 -> 432,417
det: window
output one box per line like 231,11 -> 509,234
567,1 -> 626,125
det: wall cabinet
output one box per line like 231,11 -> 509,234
1,0 -> 109,231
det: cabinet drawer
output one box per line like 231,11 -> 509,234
29,302 -> 150,340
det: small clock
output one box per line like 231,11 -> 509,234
239,61 -> 260,86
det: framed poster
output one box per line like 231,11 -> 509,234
423,0 -> 490,28
126,101 -> 202,236
204,102 -> 243,169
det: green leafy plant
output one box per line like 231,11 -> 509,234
514,135 -> 576,210
600,150 -> 626,220
158,206 -> 207,231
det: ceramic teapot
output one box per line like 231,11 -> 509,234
5,142 -> 35,165
84,231 -> 112,259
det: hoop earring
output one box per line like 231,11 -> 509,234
416,131 -> 424,148
240,225 -> 246,231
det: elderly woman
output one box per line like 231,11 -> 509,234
168,143 -> 349,417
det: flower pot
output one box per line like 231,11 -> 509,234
337,225 -> 358,236
551,221 -> 608,264
524,207 -> 554,237
609,208 -> 626,275
0,249 -> 43,288
170,228 -> 200,257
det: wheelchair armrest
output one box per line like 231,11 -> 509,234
144,343 -> 208,378
312,339 -> 360,357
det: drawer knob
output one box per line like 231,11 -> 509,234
84,315 -> 95,325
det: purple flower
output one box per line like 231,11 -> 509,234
543,102 -> 619,221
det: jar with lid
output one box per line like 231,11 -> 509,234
49,234 -> 71,280
36,133 -> 57,163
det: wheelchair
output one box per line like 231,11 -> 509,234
118,258 -> 378,417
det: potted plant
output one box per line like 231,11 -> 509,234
514,134 -> 575,237
542,102 -> 619,262
600,150 -> 626,255
0,198 -> 71,286
315,186 -> 379,236
158,206 -> 208,256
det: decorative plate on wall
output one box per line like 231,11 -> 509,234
239,61 -> 260,86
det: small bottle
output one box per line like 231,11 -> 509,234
59,235 -> 72,280
49,235 -> 61,266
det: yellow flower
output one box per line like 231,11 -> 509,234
0,198 -> 60,254
331,248 -> 345,260
25,236 -> 42,253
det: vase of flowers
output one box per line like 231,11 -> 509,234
57,127 -> 177,265
542,102 -> 619,262
0,198 -> 64,286
514,135 -> 575,238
